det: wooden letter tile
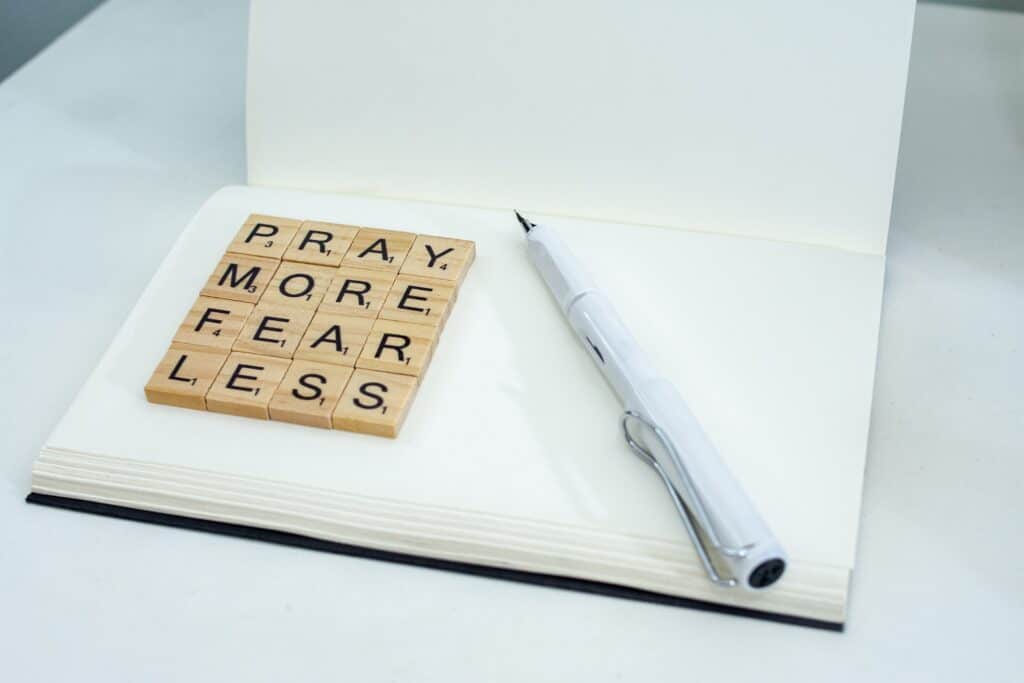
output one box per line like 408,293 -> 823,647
173,296 -> 254,351
378,275 -> 456,328
283,221 -> 359,267
145,344 -> 228,411
294,311 -> 374,367
232,303 -> 314,358
201,253 -> 278,304
227,214 -> 301,259
206,352 -> 292,419
268,360 -> 354,429
319,266 -> 396,319
400,234 -> 476,285
340,228 -> 416,272
356,319 -> 438,377
332,369 -> 418,438
260,261 -> 335,310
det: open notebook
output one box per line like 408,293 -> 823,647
28,1 -> 915,630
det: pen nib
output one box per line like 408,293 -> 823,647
514,210 -> 534,234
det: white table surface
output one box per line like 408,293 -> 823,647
2,2 -> 1021,680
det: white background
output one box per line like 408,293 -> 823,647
1,1 -> 1021,680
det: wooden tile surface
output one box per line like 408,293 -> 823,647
227,214 -> 301,259
294,311 -> 374,367
269,360 -> 354,429
147,215 -> 474,437
201,253 -> 279,304
356,319 -> 438,377
206,352 -> 292,419
173,296 -> 254,351
283,221 -> 359,267
145,345 -> 228,411
232,303 -> 314,358
260,261 -> 335,310
340,228 -> 415,272
319,266 -> 397,319
400,234 -> 476,285
379,275 -> 456,327
332,369 -> 418,437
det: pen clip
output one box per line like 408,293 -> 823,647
620,410 -> 749,588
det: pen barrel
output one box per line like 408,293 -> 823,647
567,294 -> 784,587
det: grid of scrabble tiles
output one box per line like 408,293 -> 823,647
144,215 -> 475,438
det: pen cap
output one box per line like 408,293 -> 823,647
632,379 -> 780,564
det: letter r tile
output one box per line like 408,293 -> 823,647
355,319 -> 438,377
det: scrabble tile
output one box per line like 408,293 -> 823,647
268,360 -> 354,429
294,311 -> 374,367
145,345 -> 228,410
379,275 -> 456,328
201,253 -> 279,304
400,234 -> 476,285
283,221 -> 359,267
227,214 -> 301,259
260,261 -> 335,310
232,303 -> 315,358
340,227 -> 416,272
332,369 -> 419,438
172,296 -> 254,351
206,352 -> 292,419
319,266 -> 397,319
356,319 -> 438,377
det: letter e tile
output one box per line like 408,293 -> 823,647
233,303 -> 315,359
205,352 -> 291,419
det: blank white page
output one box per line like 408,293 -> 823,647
247,1 -> 914,254
45,185 -> 883,570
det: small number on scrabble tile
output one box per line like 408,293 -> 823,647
145,345 -> 228,410
319,266 -> 397,319
201,253 -> 278,304
340,228 -> 416,271
205,352 -> 292,419
173,296 -> 254,351
232,303 -> 314,358
227,214 -> 301,259
260,261 -> 335,310
332,369 -> 418,438
400,234 -> 475,285
294,311 -> 374,367
283,221 -> 359,267
356,319 -> 438,377
379,275 -> 456,328
268,360 -> 354,429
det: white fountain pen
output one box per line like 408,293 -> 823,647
517,211 -> 787,590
